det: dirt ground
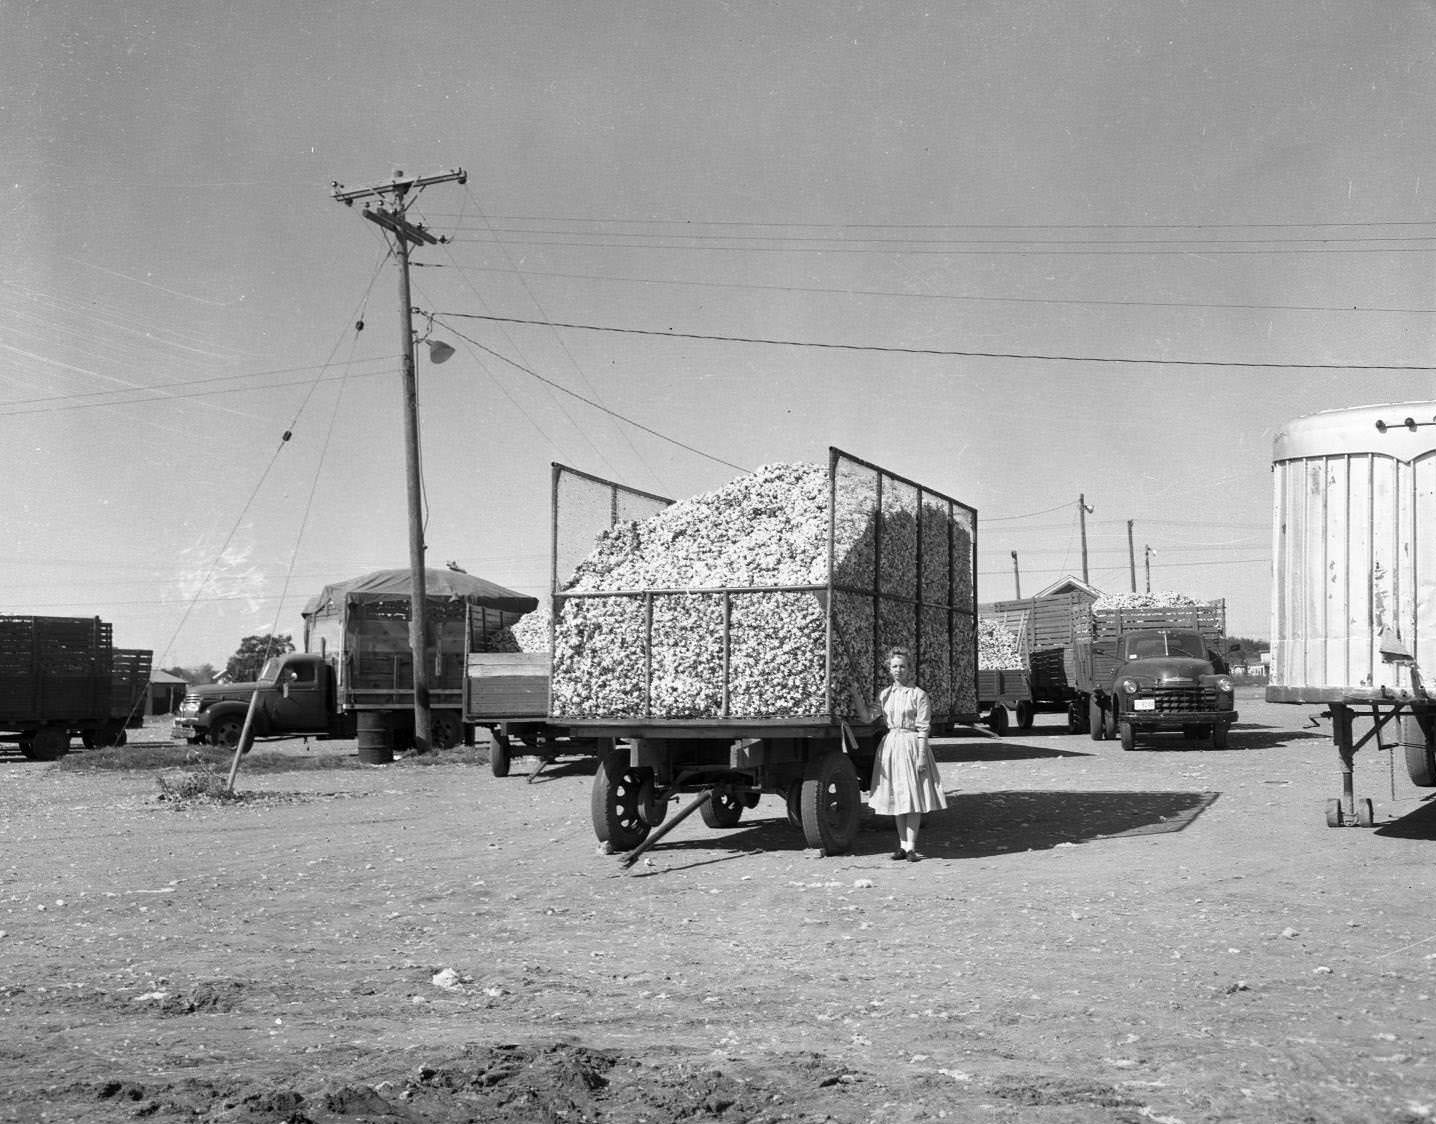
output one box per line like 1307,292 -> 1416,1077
2,685 -> 1434,1124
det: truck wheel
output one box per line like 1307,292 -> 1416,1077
986,706 -> 1009,736
800,751 -> 861,855
591,752 -> 650,851
700,784 -> 745,829
1016,700 -> 1035,730
1211,724 -> 1229,750
1089,696 -> 1107,741
1118,721 -> 1136,752
1066,703 -> 1083,734
489,730 -> 512,777
20,727 -> 68,761
1103,705 -> 1117,740
431,712 -> 462,750
209,717 -> 243,750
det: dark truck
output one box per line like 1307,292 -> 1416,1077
0,615 -> 152,759
1074,601 -> 1237,750
172,567 -> 535,750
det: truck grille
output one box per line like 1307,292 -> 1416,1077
1152,687 -> 1218,713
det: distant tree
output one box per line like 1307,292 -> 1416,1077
224,634 -> 295,683
162,663 -> 219,685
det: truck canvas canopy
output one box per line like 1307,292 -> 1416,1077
301,567 -> 538,626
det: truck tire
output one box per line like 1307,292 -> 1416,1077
1211,724 -> 1229,750
1089,696 -> 1107,741
591,751 -> 650,851
209,716 -> 243,750
20,726 -> 68,761
799,751 -> 861,856
1118,721 -> 1136,752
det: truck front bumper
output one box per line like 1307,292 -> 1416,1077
1125,707 -> 1237,730
171,717 -> 207,741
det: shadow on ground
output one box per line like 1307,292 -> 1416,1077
1374,796 -> 1436,841
631,788 -> 1221,870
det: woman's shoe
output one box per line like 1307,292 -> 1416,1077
906,851 -> 922,863
890,848 -> 908,860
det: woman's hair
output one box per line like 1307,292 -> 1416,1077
886,645 -> 912,662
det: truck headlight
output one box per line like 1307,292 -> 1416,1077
1214,676 -> 1234,694
1121,678 -> 1139,695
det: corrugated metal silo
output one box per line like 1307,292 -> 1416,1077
1269,401 -> 1436,703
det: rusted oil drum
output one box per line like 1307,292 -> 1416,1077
355,710 -> 394,764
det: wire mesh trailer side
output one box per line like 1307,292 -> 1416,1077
547,449 -> 977,731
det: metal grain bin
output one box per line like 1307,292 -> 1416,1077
1269,402 -> 1436,702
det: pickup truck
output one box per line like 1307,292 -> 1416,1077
1073,601 -> 1237,750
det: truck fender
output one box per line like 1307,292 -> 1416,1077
200,701 -> 257,733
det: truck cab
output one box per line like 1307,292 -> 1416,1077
172,652 -> 340,749
1104,627 -> 1237,750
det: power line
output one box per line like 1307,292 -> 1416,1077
435,311 -> 1436,371
439,261 -> 1436,317
433,317 -> 748,472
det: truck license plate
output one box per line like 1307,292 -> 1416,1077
1133,698 -> 1156,712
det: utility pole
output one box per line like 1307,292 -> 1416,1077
1079,494 -> 1094,584
332,167 -> 467,754
1144,544 -> 1154,593
1011,550 -> 1021,599
1127,520 -> 1136,593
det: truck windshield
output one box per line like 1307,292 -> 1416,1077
258,658 -> 284,684
1124,632 -> 1207,660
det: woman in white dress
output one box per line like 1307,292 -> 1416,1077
867,646 -> 946,862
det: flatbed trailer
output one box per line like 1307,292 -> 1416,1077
547,450 -> 979,857
464,650 -> 603,778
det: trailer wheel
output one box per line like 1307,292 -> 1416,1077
1406,736 -> 1436,787
1325,798 -> 1344,827
21,726 -> 68,761
1118,721 -> 1136,752
1211,724 -> 1229,750
489,730 -> 512,778
209,716 -> 243,750
1103,705 -> 1117,740
1066,703 -> 1083,734
431,712 -> 463,750
700,784 -> 745,829
785,781 -> 803,828
1355,798 -> 1375,827
986,706 -> 1009,736
800,751 -> 861,855
1016,700 -> 1035,730
591,752 -> 650,851
1089,697 -> 1107,741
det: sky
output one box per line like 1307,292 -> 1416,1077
5,1 -> 1436,668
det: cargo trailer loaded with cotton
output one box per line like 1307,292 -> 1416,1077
546,451 -> 978,859
1269,401 -> 1436,826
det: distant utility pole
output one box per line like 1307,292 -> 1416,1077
331,166 -> 467,754
1127,520 -> 1136,592
1011,550 -> 1021,599
1078,494 -> 1094,584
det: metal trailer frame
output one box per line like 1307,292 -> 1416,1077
547,448 -> 979,858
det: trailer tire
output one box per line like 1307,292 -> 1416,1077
489,730 -> 512,778
1016,700 -> 1035,730
1066,703 -> 1083,734
1406,735 -> 1436,787
785,781 -> 803,828
1118,720 -> 1136,752
1211,724 -> 1229,750
986,706 -> 1009,736
700,784 -> 745,829
1103,704 -> 1117,740
800,751 -> 861,856
1089,696 -> 1107,741
209,716 -> 243,750
591,752 -> 651,851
